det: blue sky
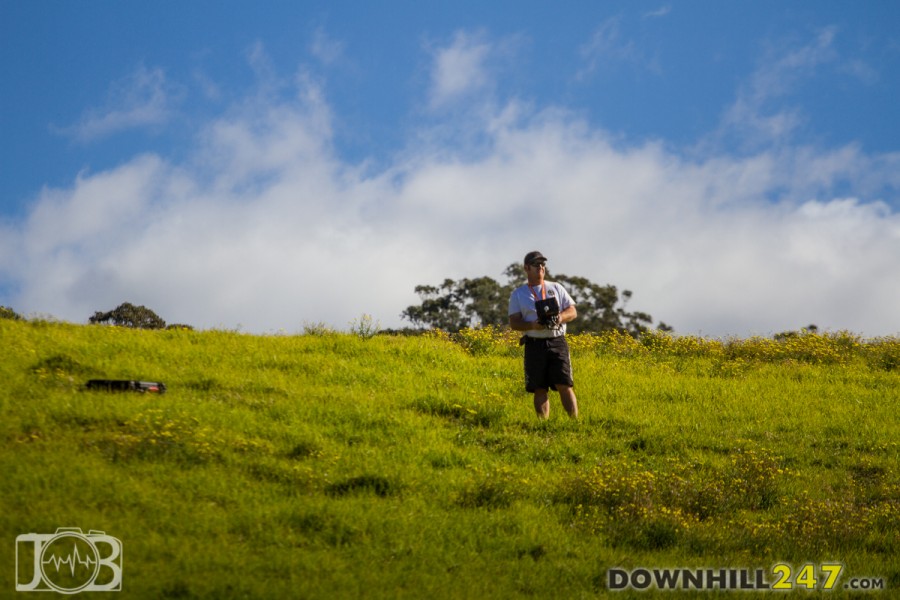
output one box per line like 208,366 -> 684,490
2,1 -> 899,335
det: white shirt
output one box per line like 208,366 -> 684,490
508,280 -> 575,338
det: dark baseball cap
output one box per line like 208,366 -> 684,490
524,251 -> 547,265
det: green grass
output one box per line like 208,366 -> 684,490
1,320 -> 898,598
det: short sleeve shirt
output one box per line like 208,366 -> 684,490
508,281 -> 575,339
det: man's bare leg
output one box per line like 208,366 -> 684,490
557,385 -> 578,418
533,388 -> 550,419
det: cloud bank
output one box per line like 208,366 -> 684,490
3,32 -> 899,336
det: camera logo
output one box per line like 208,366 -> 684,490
16,528 -> 122,594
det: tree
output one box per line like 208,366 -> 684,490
89,302 -> 166,329
0,306 -> 23,321
401,277 -> 509,331
402,264 -> 670,336
774,324 -> 818,341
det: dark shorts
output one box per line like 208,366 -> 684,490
523,336 -> 574,393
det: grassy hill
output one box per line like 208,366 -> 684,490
1,320 -> 898,597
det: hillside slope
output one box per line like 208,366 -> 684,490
2,321 -> 898,597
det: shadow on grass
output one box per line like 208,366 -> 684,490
325,474 -> 399,498
410,396 -> 506,428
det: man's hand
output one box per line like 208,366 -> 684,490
558,305 -> 577,325
509,313 -> 540,332
509,305 -> 576,332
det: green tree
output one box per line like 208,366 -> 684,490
89,302 -> 167,329
401,276 -> 509,331
0,306 -> 23,321
402,264 -> 670,336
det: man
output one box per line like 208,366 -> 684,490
508,251 -> 579,419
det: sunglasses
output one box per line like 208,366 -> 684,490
528,262 -> 546,268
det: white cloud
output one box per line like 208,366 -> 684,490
310,27 -> 344,66
577,16 -> 660,80
56,65 -> 179,142
643,6 -> 671,19
717,28 -> 839,148
428,31 -> 494,109
5,34 -> 900,337
192,68 -> 222,102
839,58 -> 879,85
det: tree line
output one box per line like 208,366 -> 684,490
401,263 -> 671,337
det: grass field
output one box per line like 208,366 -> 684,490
1,319 -> 898,598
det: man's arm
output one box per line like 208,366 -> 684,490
508,288 -> 539,331
509,313 -> 540,332
558,305 -> 577,325
510,307 -> 576,331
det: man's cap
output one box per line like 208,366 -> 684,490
524,251 -> 547,265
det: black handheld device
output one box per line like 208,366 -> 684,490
535,296 -> 560,328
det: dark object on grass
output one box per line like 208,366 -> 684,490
86,379 -> 166,393
325,475 -> 396,498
